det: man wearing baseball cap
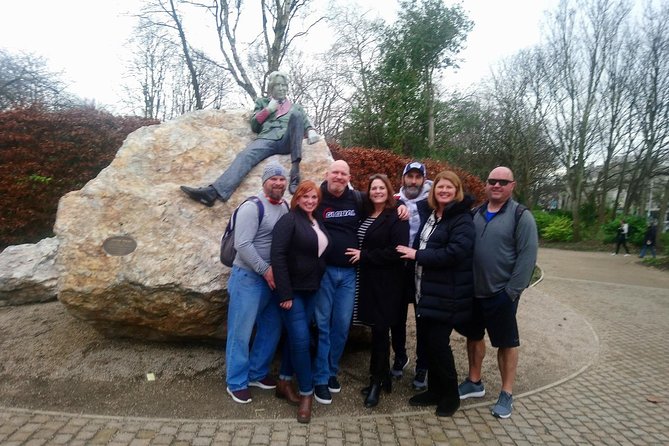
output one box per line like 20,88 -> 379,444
225,163 -> 289,404
392,161 -> 432,390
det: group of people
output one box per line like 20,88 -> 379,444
613,219 -> 658,258
180,71 -> 539,423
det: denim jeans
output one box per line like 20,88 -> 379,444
212,113 -> 304,201
639,244 -> 656,258
225,265 -> 282,391
313,265 -> 356,385
278,291 -> 317,395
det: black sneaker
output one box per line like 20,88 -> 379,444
412,369 -> 427,391
391,355 -> 409,379
314,384 -> 332,404
328,376 -> 341,393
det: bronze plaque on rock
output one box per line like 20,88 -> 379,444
103,236 -> 137,256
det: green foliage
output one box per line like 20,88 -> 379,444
578,200 -> 598,226
28,173 -> 53,184
541,216 -> 574,242
531,210 -> 558,235
342,0 -> 472,154
600,215 -> 647,245
660,232 -> 669,255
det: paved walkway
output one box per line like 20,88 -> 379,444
1,248 -> 668,445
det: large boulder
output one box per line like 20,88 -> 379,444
54,109 -> 333,341
0,237 -> 60,306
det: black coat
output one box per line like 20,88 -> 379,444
413,196 -> 475,325
357,208 -> 410,326
271,208 -> 331,302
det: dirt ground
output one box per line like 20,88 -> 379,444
0,282 -> 597,421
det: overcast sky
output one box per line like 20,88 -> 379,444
0,0 -> 559,112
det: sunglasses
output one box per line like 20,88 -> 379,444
487,179 -> 513,186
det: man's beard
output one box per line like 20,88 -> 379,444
403,185 -> 421,199
268,187 -> 285,201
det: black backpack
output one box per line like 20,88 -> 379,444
220,197 -> 264,267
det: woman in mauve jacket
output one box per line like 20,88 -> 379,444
346,174 -> 409,408
271,180 -> 331,423
396,170 -> 475,417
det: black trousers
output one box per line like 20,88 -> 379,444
423,318 -> 459,405
391,302 -> 429,371
369,324 -> 391,382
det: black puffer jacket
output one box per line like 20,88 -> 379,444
413,195 -> 475,325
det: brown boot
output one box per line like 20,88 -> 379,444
297,395 -> 313,424
275,379 -> 300,406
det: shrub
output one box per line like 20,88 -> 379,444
0,107 -> 158,249
532,210 -> 560,235
328,145 -> 486,205
601,215 -> 647,246
541,216 -> 573,242
660,232 -> 669,255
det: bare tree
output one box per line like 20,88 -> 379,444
136,0 -> 204,108
0,49 -> 73,110
202,0 -> 323,100
486,48 -> 557,207
623,1 -> 669,215
539,0 -> 631,240
122,19 -> 174,119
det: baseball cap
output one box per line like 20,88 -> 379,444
402,161 -> 426,177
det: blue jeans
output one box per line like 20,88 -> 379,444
639,244 -> 656,258
225,266 -> 282,391
212,113 -> 304,201
278,291 -> 317,395
313,266 -> 356,385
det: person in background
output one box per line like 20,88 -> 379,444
396,170 -> 475,417
224,163 -> 289,404
346,174 -> 409,408
180,71 -> 320,204
639,220 -> 657,259
613,219 -> 630,256
457,166 -> 538,419
392,161 -> 433,391
271,180 -> 330,423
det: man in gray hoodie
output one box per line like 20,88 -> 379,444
392,161 -> 433,390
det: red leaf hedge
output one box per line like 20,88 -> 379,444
0,110 -> 483,251
0,107 -> 158,250
329,143 -> 485,204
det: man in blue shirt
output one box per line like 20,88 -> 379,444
457,166 -> 538,419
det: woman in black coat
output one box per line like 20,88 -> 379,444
271,180 -> 330,423
396,170 -> 475,417
346,174 -> 409,408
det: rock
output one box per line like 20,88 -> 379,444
54,109 -> 333,341
0,237 -> 60,306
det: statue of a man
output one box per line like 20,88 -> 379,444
180,71 -> 319,205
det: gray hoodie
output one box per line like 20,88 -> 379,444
397,179 -> 433,246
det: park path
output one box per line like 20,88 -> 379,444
1,248 -> 668,445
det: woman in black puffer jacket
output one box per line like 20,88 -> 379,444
396,170 -> 475,417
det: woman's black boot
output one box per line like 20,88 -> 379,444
361,375 -> 392,396
364,382 -> 382,408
